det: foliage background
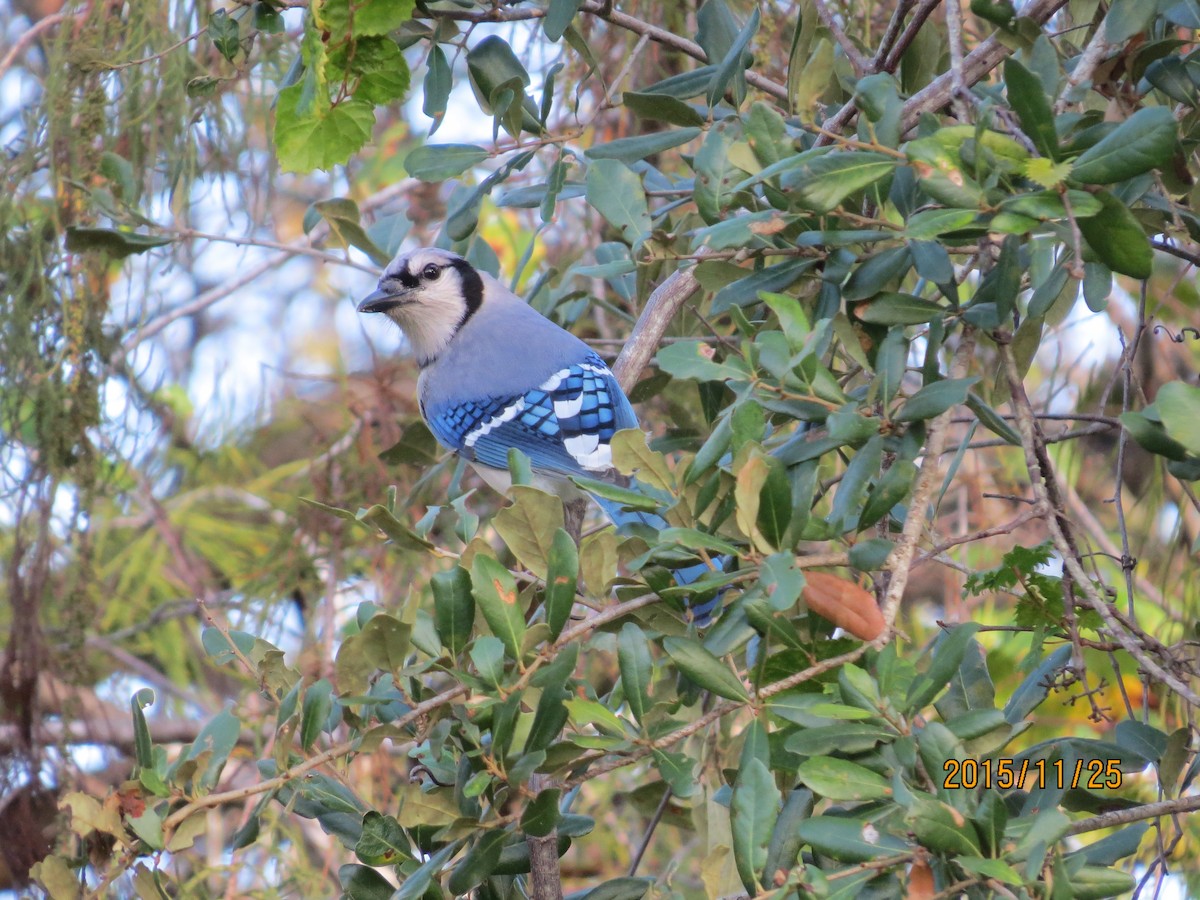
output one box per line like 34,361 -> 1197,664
1,0 -> 1200,897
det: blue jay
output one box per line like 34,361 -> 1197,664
358,247 -> 723,622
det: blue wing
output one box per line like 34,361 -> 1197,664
423,352 -> 637,479
423,352 -> 729,625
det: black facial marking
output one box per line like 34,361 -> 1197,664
396,266 -> 419,289
449,258 -> 484,329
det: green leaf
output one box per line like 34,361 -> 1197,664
525,685 -> 569,754
545,0 -> 584,40
471,555 -> 526,659
858,459 -> 916,529
586,128 -> 701,165
656,340 -> 745,382
422,45 -> 452,132
796,816 -> 906,862
301,678 -> 334,751
622,91 -> 707,126
796,757 -> 891,801
65,227 -> 172,258
522,788 -> 562,836
788,152 -> 895,213
618,623 -> 653,727
576,877 -> 654,900
651,749 -> 698,797
896,377 -> 979,423
585,159 -> 651,243
392,842 -> 460,900
184,709 -> 241,790
756,454 -> 793,550
312,198 -> 389,266
731,757 -> 780,894
470,636 -> 506,687
1004,59 -> 1058,159
1156,381 -> 1200,455
905,798 -> 982,856
404,144 -> 489,182
358,504 -> 435,551
274,85 -> 374,173
1120,410 -> 1190,462
1069,107 -> 1177,185
208,9 -> 240,62
432,567 -> 475,657
339,864 -> 395,900
359,613 -> 411,672
1076,189 -> 1153,278
694,123 -> 737,225
494,485 -> 565,579
904,207 -> 978,240
1105,0 -> 1158,40
1005,645 -> 1071,722
708,5 -> 759,107
784,723 -> 894,756
130,689 -> 154,770
855,293 -> 946,325
448,831 -> 509,896
662,636 -> 749,701
906,623 -> 983,711
955,857 -> 1023,885
544,528 -> 578,640
354,812 -> 408,867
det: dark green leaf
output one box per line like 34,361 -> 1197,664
1105,0 -> 1158,41
731,757 -> 780,894
855,293 -> 945,325
448,830 -> 508,895
405,144 -> 489,182
522,788 -> 562,836
392,842 -> 460,900
301,678 -> 334,751
208,9 -> 240,63
906,623 -> 983,712
708,6 -> 759,107
618,623 -> 653,726
858,459 -> 916,529
586,128 -> 701,164
130,688 -> 154,770
788,152 -> 895,213
796,816 -> 906,861
358,504 -> 435,551
896,377 -> 979,423
339,863 -> 395,900
1120,410 -> 1191,461
432,567 -> 474,657
543,528 -> 578,640
662,636 -> 749,701
65,227 -> 172,258
354,812 -> 408,867
622,91 -> 706,127
1004,644 -> 1071,722
544,0 -> 584,41
905,798 -> 982,855
575,877 -> 654,900
1004,59 -> 1058,159
423,45 -> 452,132
1076,189 -> 1152,278
1070,107 -> 1176,184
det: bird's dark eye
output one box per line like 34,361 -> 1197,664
422,263 -> 441,280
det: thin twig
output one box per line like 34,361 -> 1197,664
0,12 -> 69,81
812,0 -> 870,77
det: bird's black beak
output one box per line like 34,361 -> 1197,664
357,287 -> 407,314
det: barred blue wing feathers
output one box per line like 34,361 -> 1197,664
423,352 -> 638,479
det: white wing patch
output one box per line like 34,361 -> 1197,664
564,434 -> 613,471
553,394 -> 584,419
464,398 -> 526,448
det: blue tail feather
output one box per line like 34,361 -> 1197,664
594,494 -> 728,626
